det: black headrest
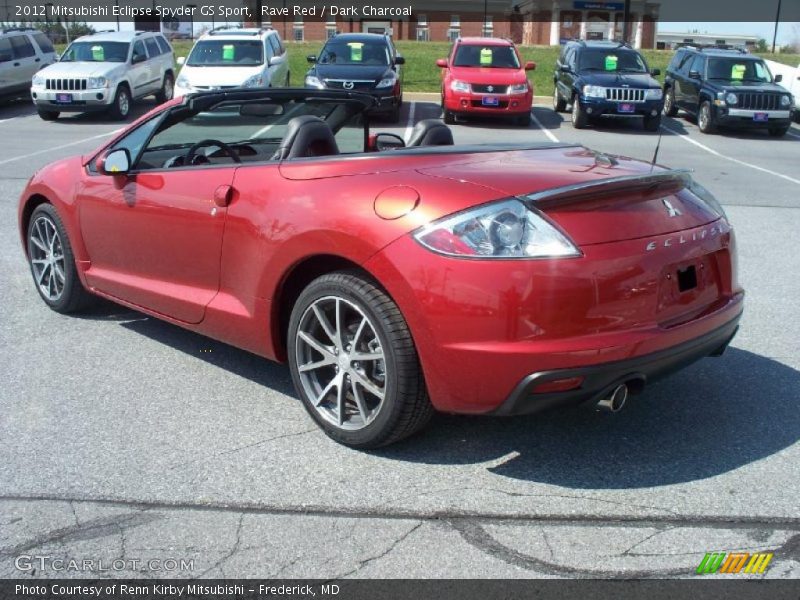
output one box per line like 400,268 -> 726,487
272,115 -> 340,160
406,119 -> 454,147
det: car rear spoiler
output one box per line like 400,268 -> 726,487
524,169 -> 694,208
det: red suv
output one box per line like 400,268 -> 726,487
438,37 -> 536,126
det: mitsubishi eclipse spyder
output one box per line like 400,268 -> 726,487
18,88 -> 744,448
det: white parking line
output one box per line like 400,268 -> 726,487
530,110 -> 559,143
403,101 -> 416,143
661,123 -> 800,186
0,129 -> 123,166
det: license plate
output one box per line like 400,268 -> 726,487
617,103 -> 635,113
481,96 -> 500,107
55,93 -> 73,104
753,112 -> 768,122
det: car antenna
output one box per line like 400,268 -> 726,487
650,121 -> 664,171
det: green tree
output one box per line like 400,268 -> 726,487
755,38 -> 768,52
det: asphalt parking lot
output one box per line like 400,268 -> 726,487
1,94 -> 799,579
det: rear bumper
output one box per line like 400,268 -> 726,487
491,314 -> 741,416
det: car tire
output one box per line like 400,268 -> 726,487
37,109 -> 59,121
155,73 -> 174,104
288,271 -> 434,448
444,109 -> 455,125
768,125 -> 790,137
108,84 -> 132,120
553,85 -> 567,112
663,87 -> 678,117
643,113 -> 661,132
572,94 -> 588,129
697,100 -> 716,134
26,204 -> 94,314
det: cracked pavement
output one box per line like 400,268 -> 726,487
1,98 -> 800,578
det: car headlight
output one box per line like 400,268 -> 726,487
509,83 -> 529,94
450,80 -> 470,93
176,75 -> 190,88
32,74 -> 45,87
87,77 -> 108,89
376,74 -> 397,89
414,199 -> 581,259
305,75 -> 325,89
243,74 -> 264,88
645,88 -> 663,100
688,180 -> 727,223
780,94 -> 791,107
725,92 -> 738,105
582,85 -> 606,98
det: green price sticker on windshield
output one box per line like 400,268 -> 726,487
348,42 -> 363,62
480,48 -> 492,65
222,44 -> 235,61
731,64 -> 745,80
91,45 -> 104,61
604,55 -> 618,71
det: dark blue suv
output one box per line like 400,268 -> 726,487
553,40 -> 664,131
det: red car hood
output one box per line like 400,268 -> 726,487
448,66 -> 528,85
417,146 -> 721,245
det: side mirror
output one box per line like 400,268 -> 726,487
132,53 -> 147,65
524,61 -> 536,71
269,56 -> 282,66
774,73 -> 782,83
177,56 -> 186,66
97,148 -> 131,175
650,68 -> 661,76
560,64 -> 571,73
0,52 -> 12,63
395,56 -> 405,65
688,70 -> 701,80
436,58 -> 447,68
371,132 -> 405,151
306,54 -> 317,63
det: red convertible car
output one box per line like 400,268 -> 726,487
18,89 -> 743,448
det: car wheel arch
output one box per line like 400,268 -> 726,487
20,194 -> 52,256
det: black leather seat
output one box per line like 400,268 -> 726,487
406,119 -> 454,147
272,116 -> 340,160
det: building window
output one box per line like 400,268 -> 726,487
417,27 -> 429,41
293,19 -> 304,42
482,16 -> 493,37
326,27 -> 337,39
417,14 -> 428,26
263,20 -> 272,28
450,14 -> 460,27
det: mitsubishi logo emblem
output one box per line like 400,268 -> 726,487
343,81 -> 354,90
662,198 -> 682,218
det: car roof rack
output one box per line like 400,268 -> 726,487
700,45 -> 748,53
2,27 -> 38,33
208,28 -> 269,36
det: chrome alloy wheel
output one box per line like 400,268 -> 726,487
29,215 -> 66,301
295,296 -> 387,430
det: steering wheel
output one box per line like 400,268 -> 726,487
184,139 -> 242,166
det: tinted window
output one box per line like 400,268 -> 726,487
677,52 -> 694,75
453,44 -> 519,68
707,58 -> 772,83
156,36 -> 172,55
689,54 -> 704,75
268,36 -> 281,56
187,40 -> 264,66
0,37 -> 12,60
61,41 -> 129,63
319,39 -> 390,66
132,40 -> 146,62
578,50 -> 646,72
101,115 -> 163,171
10,35 -> 36,58
145,38 -> 160,58
33,33 -> 55,54
668,49 -> 685,71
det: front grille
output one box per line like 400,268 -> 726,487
605,87 -> 646,103
323,79 -> 375,91
471,84 -> 509,94
46,78 -> 87,91
736,92 -> 780,111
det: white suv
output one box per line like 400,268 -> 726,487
31,30 -> 175,121
175,28 -> 289,97
0,28 -> 57,97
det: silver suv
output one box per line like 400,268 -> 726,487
0,27 -> 57,97
31,30 -> 175,121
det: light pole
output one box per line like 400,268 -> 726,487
114,0 -> 119,31
483,0 -> 488,35
771,0 -> 782,53
186,4 -> 197,40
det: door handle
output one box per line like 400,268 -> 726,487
13,62 -> 20,67
35,58 -> 41,62
213,184 -> 233,208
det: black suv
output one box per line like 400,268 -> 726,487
304,33 -> 405,122
554,40 -> 664,131
663,47 -> 794,137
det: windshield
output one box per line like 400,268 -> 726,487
318,40 -> 390,66
187,40 -> 263,66
578,50 -> 647,73
60,41 -> 129,63
453,45 -> 520,68
707,58 -> 773,83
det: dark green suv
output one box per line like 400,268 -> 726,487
663,46 -> 794,137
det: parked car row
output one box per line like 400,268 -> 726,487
2,26 -> 796,136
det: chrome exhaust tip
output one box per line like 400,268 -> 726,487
596,383 -> 629,413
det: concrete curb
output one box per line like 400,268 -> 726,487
406,91 -> 551,104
